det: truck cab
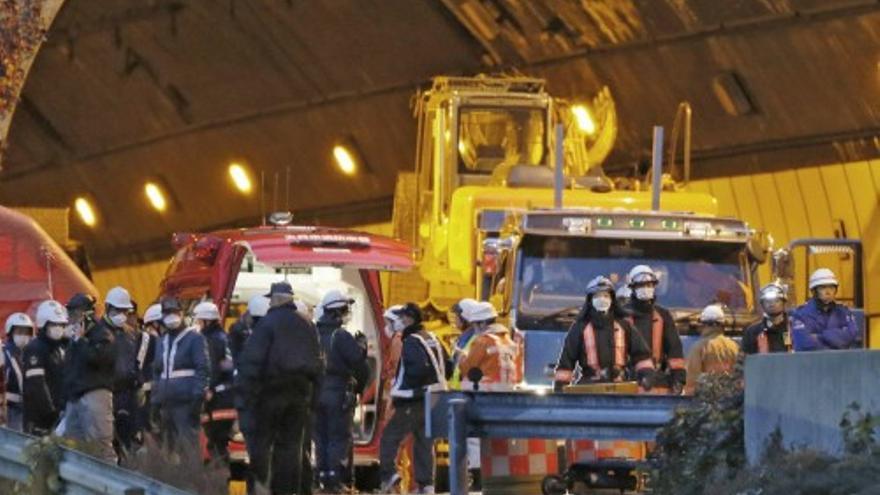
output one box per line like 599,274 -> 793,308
159,222 -> 412,480
480,209 -> 767,387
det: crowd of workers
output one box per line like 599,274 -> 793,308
0,261 -> 861,494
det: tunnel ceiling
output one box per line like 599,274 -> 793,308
1,0 -> 879,267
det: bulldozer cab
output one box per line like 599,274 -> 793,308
412,77 -> 553,242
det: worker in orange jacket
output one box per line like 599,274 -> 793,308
458,302 -> 522,391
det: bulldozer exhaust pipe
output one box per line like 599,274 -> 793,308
651,126 -> 664,211
554,123 -> 564,209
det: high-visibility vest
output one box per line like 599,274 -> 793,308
582,321 -> 626,381
629,310 -> 684,370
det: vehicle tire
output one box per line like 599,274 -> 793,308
541,474 -> 568,495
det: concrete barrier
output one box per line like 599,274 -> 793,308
744,350 -> 880,463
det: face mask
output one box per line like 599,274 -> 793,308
47,325 -> 65,341
635,286 -> 655,301
163,314 -> 182,330
109,312 -> 128,328
591,295 -> 612,313
13,335 -> 30,348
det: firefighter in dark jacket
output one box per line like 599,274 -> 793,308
236,281 -> 322,495
379,303 -> 452,494
151,297 -> 211,452
314,290 -> 369,493
554,277 -> 655,391
229,295 -> 270,368
743,283 -> 791,354
193,301 -> 236,462
23,300 -> 69,435
4,313 -> 34,431
99,286 -> 141,458
626,265 -> 687,394
64,293 -> 117,463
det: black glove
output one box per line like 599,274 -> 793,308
636,368 -> 656,391
670,369 -> 686,395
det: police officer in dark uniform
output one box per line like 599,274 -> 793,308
314,290 -> 369,493
100,286 -> 141,459
194,301 -> 236,463
4,313 -> 35,431
236,281 -> 322,495
23,300 -> 69,435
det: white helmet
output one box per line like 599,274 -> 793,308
454,298 -> 481,323
193,301 -> 220,321
105,286 -> 134,310
321,289 -> 354,311
585,276 -> 614,296
247,295 -> 270,318
143,304 -> 163,324
699,304 -> 725,324
36,300 -> 69,328
383,305 -> 403,323
5,312 -> 34,335
759,283 -> 787,303
808,268 -> 838,290
462,301 -> 498,323
628,265 -> 659,286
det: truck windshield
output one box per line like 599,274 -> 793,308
457,106 -> 546,174
515,235 -> 752,330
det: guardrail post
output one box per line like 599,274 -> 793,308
448,398 -> 468,495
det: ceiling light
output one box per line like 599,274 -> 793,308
74,197 -> 97,227
228,163 -> 253,193
144,182 -> 167,212
571,105 -> 596,135
333,145 -> 357,176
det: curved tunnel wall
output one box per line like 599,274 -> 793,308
690,159 -> 880,346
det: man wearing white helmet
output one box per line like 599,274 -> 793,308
313,290 -> 368,493
626,265 -> 687,394
458,301 -> 522,391
684,305 -> 739,394
229,295 -> 269,368
449,298 -> 480,390
4,313 -> 35,430
135,304 -> 162,439
790,268 -> 860,351
97,286 -> 141,458
23,300 -> 69,435
193,301 -> 235,463
743,283 -> 791,355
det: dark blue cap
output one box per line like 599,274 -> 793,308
264,281 -> 294,297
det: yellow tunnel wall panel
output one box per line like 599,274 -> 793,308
692,160 -> 880,346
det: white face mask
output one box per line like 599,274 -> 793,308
13,335 -> 30,348
109,312 -> 128,328
47,325 -> 65,341
591,295 -> 612,313
635,286 -> 655,301
163,314 -> 182,330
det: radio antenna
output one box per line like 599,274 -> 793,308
260,171 -> 266,226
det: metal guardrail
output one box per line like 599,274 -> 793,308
426,391 -> 690,495
0,427 -> 192,495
